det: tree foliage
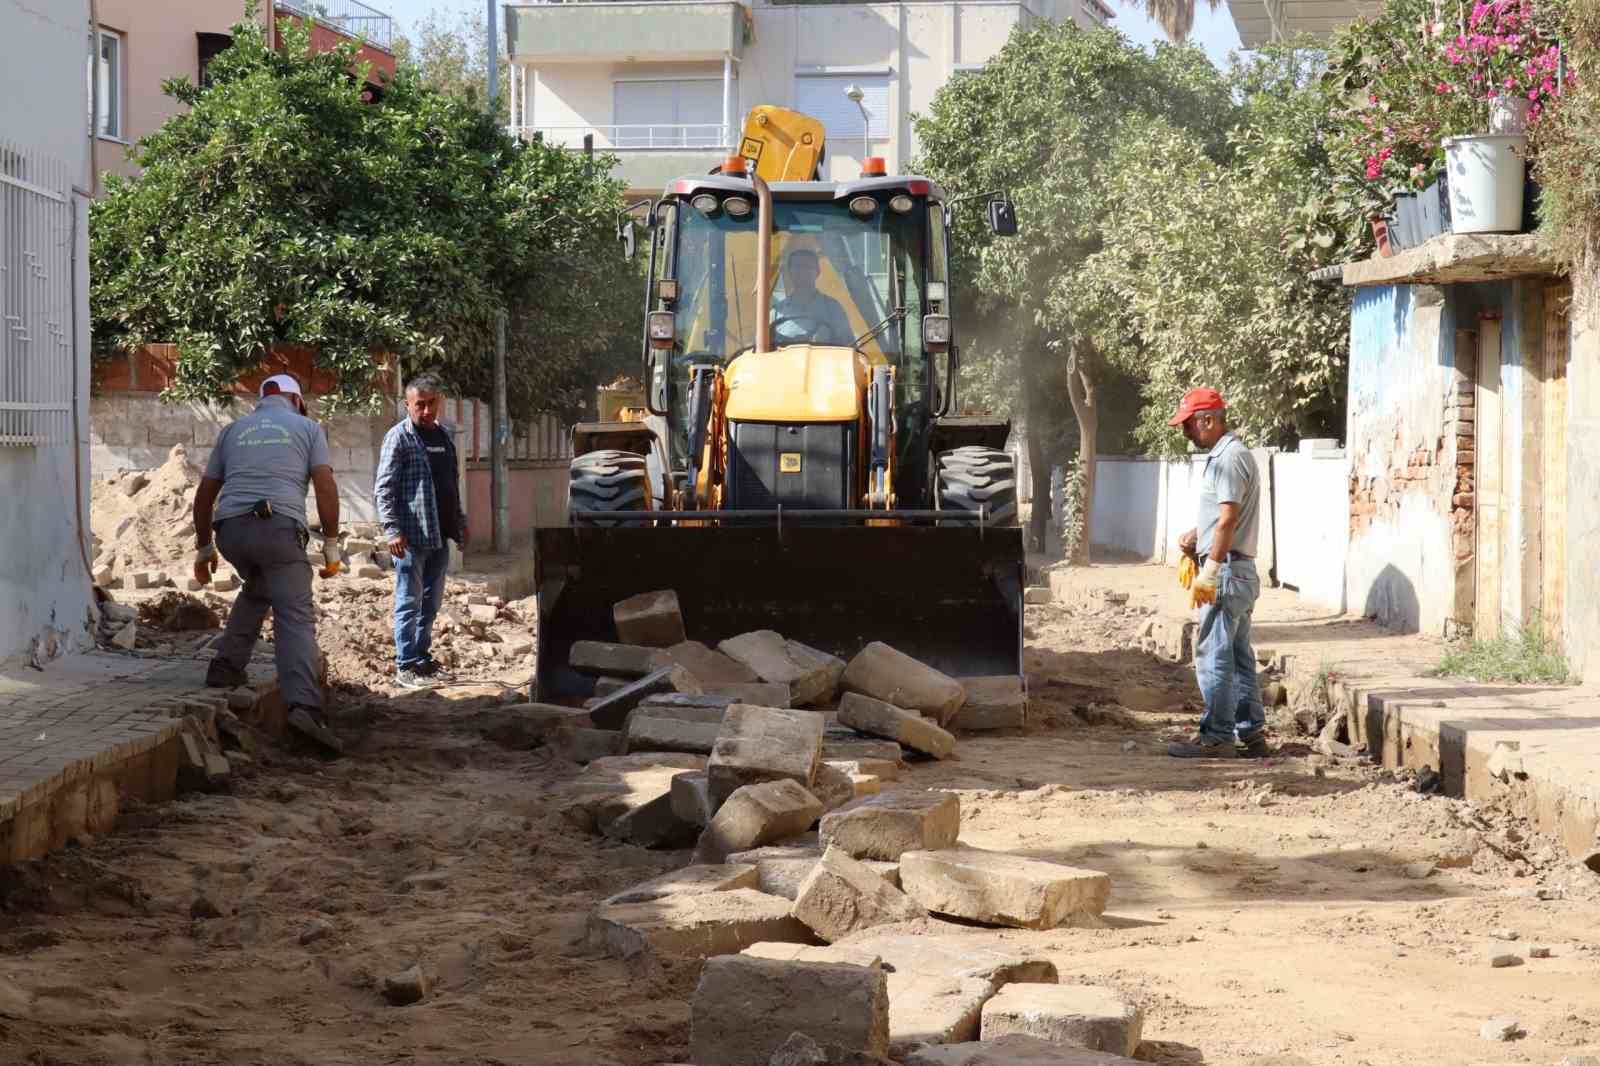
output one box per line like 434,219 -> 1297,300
394,5 -> 510,126
1079,45 -> 1351,453
90,11 -> 635,422
1532,0 -> 1600,272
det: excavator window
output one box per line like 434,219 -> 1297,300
664,194 -> 933,468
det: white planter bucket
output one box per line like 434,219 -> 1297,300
1444,134 -> 1527,234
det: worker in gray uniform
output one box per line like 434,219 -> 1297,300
191,374 -> 344,754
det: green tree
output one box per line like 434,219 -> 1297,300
90,11 -> 632,421
394,5 -> 510,126
913,22 -> 1235,558
1077,44 -> 1350,454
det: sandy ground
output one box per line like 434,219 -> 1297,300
4,564 -> 1600,1065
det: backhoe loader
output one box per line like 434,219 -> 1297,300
533,106 -> 1024,699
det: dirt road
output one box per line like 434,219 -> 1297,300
3,575 -> 1599,1066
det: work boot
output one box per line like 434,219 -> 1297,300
1167,735 -> 1238,759
393,666 -> 427,691
1237,732 -> 1272,758
205,659 -> 248,689
287,704 -> 343,755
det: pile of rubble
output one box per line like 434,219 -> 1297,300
518,590 -> 1142,1065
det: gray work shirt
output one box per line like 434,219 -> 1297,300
1197,431 -> 1259,559
204,395 -> 331,529
773,289 -> 853,347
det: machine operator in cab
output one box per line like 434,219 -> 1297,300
772,247 -> 853,347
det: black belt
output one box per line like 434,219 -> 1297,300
1199,551 -> 1252,564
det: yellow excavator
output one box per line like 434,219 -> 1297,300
534,106 -> 1024,699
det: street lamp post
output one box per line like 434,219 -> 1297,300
845,83 -> 869,150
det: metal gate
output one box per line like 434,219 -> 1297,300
0,141 -> 75,447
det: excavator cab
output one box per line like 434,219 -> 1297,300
535,110 -> 1023,700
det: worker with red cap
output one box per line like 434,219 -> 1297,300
1167,388 -> 1269,759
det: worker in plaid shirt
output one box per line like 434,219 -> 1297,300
374,372 -> 468,689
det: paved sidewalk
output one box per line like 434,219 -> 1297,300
1053,563 -> 1600,867
0,649 -> 277,863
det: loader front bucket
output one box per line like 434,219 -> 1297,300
532,524 -> 1025,702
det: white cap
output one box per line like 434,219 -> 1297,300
259,373 -> 303,398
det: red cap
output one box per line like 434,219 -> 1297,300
1167,387 -> 1225,427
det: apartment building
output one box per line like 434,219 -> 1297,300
1224,0 -> 1380,47
503,0 -> 1114,196
90,0 -> 397,190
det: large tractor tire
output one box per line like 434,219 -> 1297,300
936,445 -> 1018,526
569,449 -> 650,526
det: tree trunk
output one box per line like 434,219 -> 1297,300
1065,345 -> 1098,567
1021,384 -> 1054,554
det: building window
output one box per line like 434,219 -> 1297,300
613,79 -> 725,149
793,75 -> 890,150
198,32 -> 232,89
94,29 -> 124,140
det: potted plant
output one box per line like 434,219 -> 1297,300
1436,0 -> 1563,233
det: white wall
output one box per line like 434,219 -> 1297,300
0,0 -> 95,664
1272,451 -> 1350,611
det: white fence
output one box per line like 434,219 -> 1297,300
1090,448 -> 1350,611
0,141 -> 75,446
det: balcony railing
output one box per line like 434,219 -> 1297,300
276,0 -> 395,51
510,124 -> 733,151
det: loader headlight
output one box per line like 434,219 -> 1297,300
848,196 -> 878,218
889,194 -> 914,214
648,310 -> 676,348
691,193 -> 721,217
724,196 -> 752,218
922,313 -> 951,351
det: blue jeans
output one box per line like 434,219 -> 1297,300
1195,558 -> 1266,743
393,545 -> 450,669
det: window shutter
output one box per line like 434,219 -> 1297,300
793,75 -> 889,147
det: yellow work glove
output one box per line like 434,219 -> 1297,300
318,535 -> 342,579
1189,558 -> 1220,609
1177,555 -> 1197,590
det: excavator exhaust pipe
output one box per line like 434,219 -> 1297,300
533,524 -> 1024,701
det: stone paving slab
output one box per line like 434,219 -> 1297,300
0,649 -> 278,862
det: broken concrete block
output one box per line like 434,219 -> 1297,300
570,640 -> 669,678
820,791 -> 961,861
468,603 -> 498,625
110,621 -> 138,650
980,985 -> 1143,1056
826,758 -> 900,782
769,1032 -> 898,1066
903,1035 -> 1138,1065
703,681 -> 793,707
1023,586 -> 1051,605
838,692 -> 956,759
810,761 -> 857,812
626,704 -> 725,755
695,778 -> 824,863
549,725 -> 624,764
594,676 -> 630,697
642,692 -> 740,712
851,774 -> 882,798
557,753 -> 703,846
380,965 -> 430,1006
614,589 -> 688,647
604,863 -> 759,906
589,664 -> 703,730
211,574 -> 239,592
823,738 -> 904,764
691,953 -> 891,1066
841,642 -> 966,725
671,770 -> 718,826
841,933 -> 1059,1055
133,570 -> 170,590
177,732 -> 228,792
659,640 -> 760,684
794,845 -> 926,942
718,630 -> 845,706
707,704 -> 825,803
731,845 -> 900,902
587,888 -> 810,960
899,848 -> 1110,930
948,676 -> 1026,732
